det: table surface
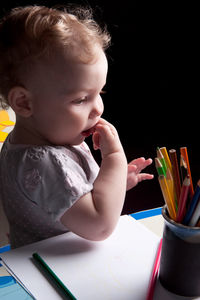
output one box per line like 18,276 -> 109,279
1,208 -> 200,300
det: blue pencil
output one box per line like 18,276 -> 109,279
183,180 -> 200,225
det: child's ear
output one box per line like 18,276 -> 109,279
8,86 -> 33,117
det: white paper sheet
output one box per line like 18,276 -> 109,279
1,215 -> 160,300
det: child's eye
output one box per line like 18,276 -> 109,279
73,96 -> 88,105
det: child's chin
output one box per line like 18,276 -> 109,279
70,135 -> 87,145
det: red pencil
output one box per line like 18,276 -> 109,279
176,175 -> 190,223
146,239 -> 162,300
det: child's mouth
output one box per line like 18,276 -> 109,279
81,126 -> 96,137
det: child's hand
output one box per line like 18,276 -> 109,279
92,118 -> 125,158
126,157 -> 154,191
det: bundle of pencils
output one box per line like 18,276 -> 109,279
155,146 -> 200,226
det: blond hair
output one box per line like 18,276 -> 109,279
0,5 -> 111,109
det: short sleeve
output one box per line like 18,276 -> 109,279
17,146 -> 95,221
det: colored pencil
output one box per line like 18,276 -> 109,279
157,147 -> 167,174
180,147 -> 194,198
166,168 -> 177,210
188,199 -> 200,227
32,253 -> 77,300
183,180 -> 200,225
169,149 -> 182,205
188,183 -> 200,227
176,176 -> 190,223
180,155 -> 188,184
160,147 -> 172,173
158,175 -> 176,221
155,157 -> 166,177
146,238 -> 162,300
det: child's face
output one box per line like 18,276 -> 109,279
26,48 -> 108,145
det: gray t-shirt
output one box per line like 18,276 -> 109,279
0,136 -> 99,248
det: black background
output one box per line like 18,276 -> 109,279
1,1 -> 199,214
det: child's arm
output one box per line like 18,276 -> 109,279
60,118 -> 127,241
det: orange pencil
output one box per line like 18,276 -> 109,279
169,149 -> 181,205
180,147 -> 194,198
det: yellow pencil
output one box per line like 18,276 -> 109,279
158,175 -> 176,221
166,168 -> 178,211
160,147 -> 172,173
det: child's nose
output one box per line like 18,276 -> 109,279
89,97 -> 104,119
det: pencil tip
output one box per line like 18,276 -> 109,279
184,175 -> 190,186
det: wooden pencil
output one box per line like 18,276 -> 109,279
180,155 -> 188,184
169,149 -> 182,205
146,239 -> 162,300
32,253 -> 77,300
158,175 -> 176,221
160,147 -> 172,173
176,176 -> 190,223
157,147 -> 167,174
166,168 -> 177,210
183,180 -> 200,225
180,147 -> 194,198
155,157 -> 166,177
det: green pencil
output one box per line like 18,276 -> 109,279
155,157 -> 166,177
157,147 -> 167,174
32,253 -> 77,300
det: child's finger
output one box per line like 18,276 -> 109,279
128,164 -> 137,172
93,123 -> 122,157
137,173 -> 154,182
92,131 -> 100,150
95,124 -> 115,143
129,158 -> 153,173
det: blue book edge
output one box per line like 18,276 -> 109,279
131,207 -> 162,220
0,245 -> 11,255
